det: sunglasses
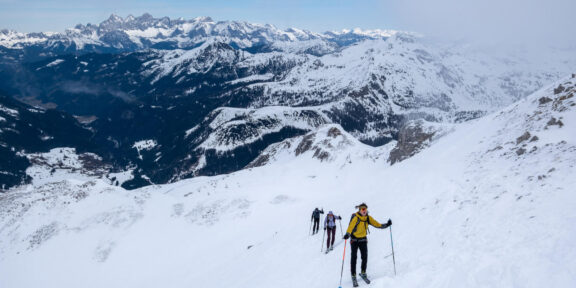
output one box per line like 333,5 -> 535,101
360,208 -> 367,211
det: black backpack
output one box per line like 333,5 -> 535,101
349,213 -> 370,235
312,209 -> 321,218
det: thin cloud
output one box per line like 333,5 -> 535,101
390,0 -> 576,48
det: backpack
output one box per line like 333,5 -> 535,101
349,213 -> 370,236
326,214 -> 336,227
312,210 -> 321,219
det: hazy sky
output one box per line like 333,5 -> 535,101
1,0 -> 574,47
0,0 -> 399,33
391,0 -> 576,48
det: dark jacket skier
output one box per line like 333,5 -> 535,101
311,208 -> 324,234
324,211 -> 342,251
343,203 -> 391,286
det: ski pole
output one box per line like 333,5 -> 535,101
338,218 -> 344,238
338,239 -> 347,288
309,219 -> 313,236
321,226 -> 326,252
389,225 -> 397,276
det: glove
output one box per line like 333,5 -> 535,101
380,219 -> 392,229
324,227 -> 326,230
343,233 -> 350,240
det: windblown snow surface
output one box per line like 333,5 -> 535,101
0,76 -> 575,288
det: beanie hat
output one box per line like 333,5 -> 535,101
355,203 -> 368,210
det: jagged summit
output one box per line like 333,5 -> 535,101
0,13 -> 397,53
246,124 -> 393,169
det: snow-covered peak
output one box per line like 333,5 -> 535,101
0,29 -> 51,48
195,106 -> 330,152
143,38 -> 242,81
247,124 -> 394,168
125,15 -> 136,22
0,14 -> 400,53
192,16 -> 214,23
331,28 -> 398,38
107,14 -> 124,23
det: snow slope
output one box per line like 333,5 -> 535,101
0,75 -> 575,288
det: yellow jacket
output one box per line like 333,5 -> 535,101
346,213 -> 383,239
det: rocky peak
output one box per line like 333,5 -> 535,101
388,120 -> 451,165
193,16 -> 214,23
98,14 -> 126,33
138,13 -> 154,20
108,14 -> 124,23
247,125 -> 359,168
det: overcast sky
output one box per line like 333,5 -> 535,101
1,0 -> 574,47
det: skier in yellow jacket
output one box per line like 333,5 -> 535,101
343,203 -> 392,287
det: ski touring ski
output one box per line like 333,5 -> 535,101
352,276 -> 359,287
359,273 -> 371,284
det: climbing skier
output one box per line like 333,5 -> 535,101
343,203 -> 392,287
311,208 -> 324,234
324,211 -> 342,251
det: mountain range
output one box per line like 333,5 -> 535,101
1,14 -> 575,190
0,13 -> 395,58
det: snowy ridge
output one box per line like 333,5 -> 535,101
143,43 -> 308,82
476,75 -> 576,167
249,34 -> 568,112
0,30 -> 54,48
45,59 -> 65,67
143,39 -> 243,83
0,14 -> 394,52
329,28 -> 399,38
226,73 -> 275,85
0,75 -> 574,288
142,32 -> 575,128
269,39 -> 338,55
247,124 -> 395,168
0,104 -> 19,118
138,33 -> 575,149
197,106 -> 331,152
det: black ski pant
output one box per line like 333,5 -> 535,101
350,238 -> 368,276
326,227 -> 336,248
313,218 -> 320,233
